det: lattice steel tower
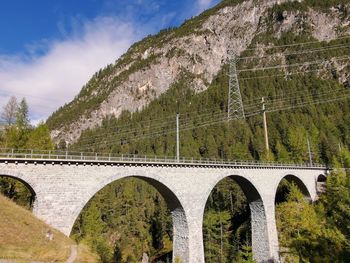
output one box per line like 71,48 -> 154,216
227,50 -> 245,120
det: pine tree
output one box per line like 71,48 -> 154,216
16,98 -> 29,130
26,123 -> 54,150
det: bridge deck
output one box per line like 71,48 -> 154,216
0,148 -> 327,170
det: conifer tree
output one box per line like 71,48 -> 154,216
16,98 -> 29,130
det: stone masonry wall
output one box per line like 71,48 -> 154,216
0,161 -> 326,263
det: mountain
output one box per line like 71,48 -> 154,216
15,1 -> 350,262
47,0 -> 350,146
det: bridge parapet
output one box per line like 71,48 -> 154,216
0,148 -> 327,170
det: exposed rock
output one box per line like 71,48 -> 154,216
49,0 -> 350,145
141,253 -> 149,263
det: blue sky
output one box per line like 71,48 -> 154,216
0,0 -> 219,123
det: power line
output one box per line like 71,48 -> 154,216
72,81 -> 342,145
74,88 -> 350,149
242,82 -> 344,106
239,68 -> 330,81
243,35 -> 350,52
74,86 -> 350,148
237,56 -> 350,73
266,93 -> 350,114
72,51 -> 350,150
265,88 -> 348,104
239,43 -> 350,60
74,89 -> 350,150
74,110 -> 229,145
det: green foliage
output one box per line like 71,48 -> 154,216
236,243 -> 255,263
0,177 -> 34,209
320,171 -> 350,244
26,123 -> 54,150
203,178 -> 250,262
70,61 -> 350,167
1,122 -> 53,151
0,101 -> 54,209
71,178 -> 172,262
150,196 -> 167,251
16,98 -> 29,130
276,178 -> 348,262
204,210 -> 232,262
35,1 -> 350,261
2,126 -> 29,149
84,202 -> 105,238
305,0 -> 350,11
69,31 -> 350,260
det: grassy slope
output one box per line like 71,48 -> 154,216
0,195 -> 98,262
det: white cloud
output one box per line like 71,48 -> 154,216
0,16 -> 140,123
195,0 -> 215,13
0,1 -> 218,125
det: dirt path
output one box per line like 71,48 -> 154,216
65,245 -> 77,263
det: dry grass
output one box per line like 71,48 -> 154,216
75,243 -> 100,262
0,195 -> 99,262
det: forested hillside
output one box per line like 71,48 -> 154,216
65,0 -> 350,261
1,0 -> 350,262
46,0 -> 350,145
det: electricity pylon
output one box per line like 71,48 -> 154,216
227,50 -> 245,120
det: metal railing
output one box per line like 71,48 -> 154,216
0,148 -> 327,169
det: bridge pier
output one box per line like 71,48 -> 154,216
187,208 -> 206,263
251,200 -> 275,262
256,197 -> 280,263
172,207 -> 190,262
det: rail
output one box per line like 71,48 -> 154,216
0,148 -> 327,169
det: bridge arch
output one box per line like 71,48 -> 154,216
202,174 -> 271,263
317,174 -> 327,182
316,174 -> 327,195
70,174 -> 189,262
0,172 -> 37,209
275,174 -> 313,202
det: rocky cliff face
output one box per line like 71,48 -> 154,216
47,0 -> 350,145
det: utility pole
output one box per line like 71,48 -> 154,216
307,138 -> 313,166
262,97 -> 269,151
220,217 -> 223,263
227,50 -> 245,120
176,113 -> 180,162
339,143 -> 344,167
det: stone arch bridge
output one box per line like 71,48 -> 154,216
0,153 -> 328,263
